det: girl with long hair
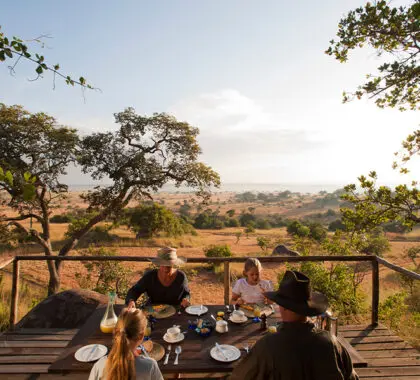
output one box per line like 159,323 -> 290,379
89,308 -> 163,380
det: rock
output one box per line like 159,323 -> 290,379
272,245 -> 300,256
16,289 -> 110,329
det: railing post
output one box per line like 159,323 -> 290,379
224,261 -> 230,305
10,259 -> 20,328
371,258 -> 379,327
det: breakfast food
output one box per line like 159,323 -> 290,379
142,340 -> 153,352
240,304 -> 255,311
152,304 -> 167,313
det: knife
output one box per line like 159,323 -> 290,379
215,343 -> 229,361
87,344 -> 98,362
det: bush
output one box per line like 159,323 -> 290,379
204,244 -> 233,258
128,203 -> 192,238
226,218 -> 240,227
309,222 -> 327,242
78,226 -> 117,246
256,219 -> 272,229
239,213 -> 256,227
287,221 -> 310,238
75,247 -> 131,298
279,262 -> 365,318
328,219 -> 346,231
50,214 -> 72,223
379,292 -> 408,330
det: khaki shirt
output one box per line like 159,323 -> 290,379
230,322 -> 359,380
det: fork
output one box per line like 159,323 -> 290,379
163,344 -> 171,365
174,345 -> 182,365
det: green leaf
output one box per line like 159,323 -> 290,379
23,172 -> 31,181
5,170 -> 13,185
36,65 -> 43,74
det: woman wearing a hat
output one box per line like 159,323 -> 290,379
125,247 -> 190,308
230,270 -> 359,380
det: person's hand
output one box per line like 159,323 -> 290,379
181,298 -> 190,308
235,297 -> 244,305
127,300 -> 136,311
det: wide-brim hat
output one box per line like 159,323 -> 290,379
264,270 -> 328,317
150,247 -> 186,267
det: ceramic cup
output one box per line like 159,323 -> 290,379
216,320 -> 228,333
231,310 -> 245,321
167,326 -> 181,339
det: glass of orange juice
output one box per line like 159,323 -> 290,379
253,306 -> 261,318
100,320 -> 116,333
145,325 -> 152,338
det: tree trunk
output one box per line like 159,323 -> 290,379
47,260 -> 61,296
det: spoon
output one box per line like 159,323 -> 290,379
174,345 -> 182,365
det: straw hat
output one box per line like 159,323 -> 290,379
264,270 -> 328,317
150,247 -> 186,267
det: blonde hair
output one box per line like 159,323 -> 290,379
243,258 -> 262,275
104,308 -> 147,380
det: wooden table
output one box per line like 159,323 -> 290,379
49,305 -> 280,376
49,305 -> 367,377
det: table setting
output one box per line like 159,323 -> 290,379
49,303 -> 281,375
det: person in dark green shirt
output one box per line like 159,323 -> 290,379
230,270 -> 359,380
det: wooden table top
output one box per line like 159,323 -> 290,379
49,304 -> 280,374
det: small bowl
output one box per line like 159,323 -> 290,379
194,319 -> 214,337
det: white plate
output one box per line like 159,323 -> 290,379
75,344 -> 107,362
210,344 -> 241,362
185,305 -> 208,315
229,315 -> 248,324
163,332 -> 185,343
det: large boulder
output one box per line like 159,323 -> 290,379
272,245 -> 300,256
16,289 -> 109,329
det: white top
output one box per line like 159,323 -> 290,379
232,278 -> 273,304
88,355 -> 163,380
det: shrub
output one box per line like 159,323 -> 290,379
256,219 -> 272,229
78,226 -> 117,246
75,247 -> 131,299
379,292 -> 408,330
50,214 -> 72,223
226,218 -> 240,227
328,219 -> 346,231
128,203 -> 191,238
279,261 -> 365,318
287,221 -> 310,238
204,244 -> 233,258
309,222 -> 327,242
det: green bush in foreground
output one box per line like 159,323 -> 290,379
204,244 -> 232,258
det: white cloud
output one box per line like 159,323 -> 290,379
169,89 -> 420,185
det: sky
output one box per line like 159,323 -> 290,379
1,0 -> 419,191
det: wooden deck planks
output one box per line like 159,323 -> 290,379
337,325 -> 420,379
0,328 -> 76,376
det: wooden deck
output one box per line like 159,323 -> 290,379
340,324 -> 420,379
0,324 -> 419,379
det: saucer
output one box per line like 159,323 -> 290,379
163,332 -> 185,343
229,315 -> 248,324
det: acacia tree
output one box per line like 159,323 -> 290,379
0,105 -> 220,294
327,1 -> 420,230
326,0 -> 419,111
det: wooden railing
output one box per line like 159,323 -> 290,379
2,254 -> 419,328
